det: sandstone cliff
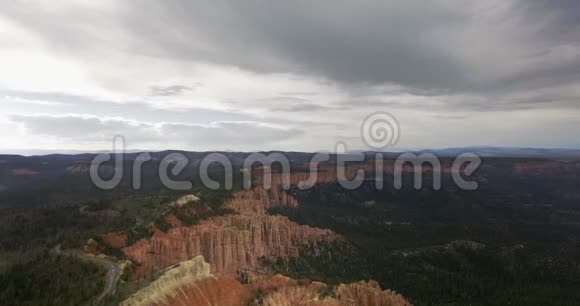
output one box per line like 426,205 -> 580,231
224,186 -> 299,215
120,187 -> 335,279
123,214 -> 335,278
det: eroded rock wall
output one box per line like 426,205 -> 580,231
121,188 -> 335,279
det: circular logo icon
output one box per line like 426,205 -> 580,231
361,112 -> 400,149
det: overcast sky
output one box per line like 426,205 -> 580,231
1,0 -> 580,154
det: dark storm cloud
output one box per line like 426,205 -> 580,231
114,0 -> 580,96
1,0 -> 580,111
516,0 -> 580,38
114,0 -> 472,91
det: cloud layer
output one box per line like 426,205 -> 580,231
11,114 -> 301,151
1,0 -> 579,153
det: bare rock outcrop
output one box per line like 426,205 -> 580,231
259,280 -> 411,306
224,186 -> 299,215
121,188 -> 335,279
121,256 -> 212,306
170,194 -> 200,208
335,280 -> 411,306
162,275 -> 250,306
123,255 -> 411,306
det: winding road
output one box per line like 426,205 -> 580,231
84,255 -> 121,301
52,246 -> 121,301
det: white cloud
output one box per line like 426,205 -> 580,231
9,114 -> 303,151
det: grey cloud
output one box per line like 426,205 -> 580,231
432,114 -> 469,120
2,0 -> 580,113
255,96 -> 337,113
516,0 -> 580,39
1,89 -> 259,124
162,121 -> 302,146
277,91 -> 320,97
11,114 -> 157,142
2,90 -> 115,105
115,0 -> 472,91
10,114 -> 302,150
150,85 -> 195,97
269,103 -> 334,113
253,96 -> 312,104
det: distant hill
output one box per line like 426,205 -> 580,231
2,147 -> 580,208
415,146 -> 580,159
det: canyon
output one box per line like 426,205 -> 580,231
4,152 -> 580,305
93,172 -> 411,305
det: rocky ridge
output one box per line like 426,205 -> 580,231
121,256 -> 212,306
122,255 -> 411,306
116,186 -> 335,278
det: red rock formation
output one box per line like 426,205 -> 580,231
125,260 -> 411,306
11,168 -> 40,176
121,188 -> 335,279
161,273 -> 411,306
255,164 -> 370,188
102,232 -> 128,249
256,161 -> 461,191
336,280 -> 411,306
163,276 -> 251,306
123,214 -> 335,278
224,186 -> 299,215
118,185 -> 410,306
511,161 -> 579,175
163,214 -> 183,228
